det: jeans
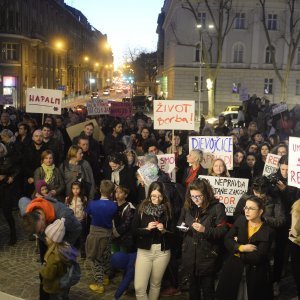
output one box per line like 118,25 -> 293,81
134,244 -> 170,300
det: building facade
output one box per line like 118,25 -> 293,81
156,0 -> 300,115
0,0 -> 113,108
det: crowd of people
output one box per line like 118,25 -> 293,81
0,97 -> 299,300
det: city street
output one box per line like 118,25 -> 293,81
0,213 -> 297,300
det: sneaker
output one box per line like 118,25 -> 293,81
103,277 -> 110,286
89,284 -> 105,293
273,282 -> 280,297
160,287 -> 182,297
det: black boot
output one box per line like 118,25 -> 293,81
9,229 -> 17,246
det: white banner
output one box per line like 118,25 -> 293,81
262,153 -> 281,176
189,136 -> 233,170
288,136 -> 300,188
157,154 -> 176,183
199,175 -> 249,216
153,100 -> 195,130
87,99 -> 110,115
26,88 -> 62,115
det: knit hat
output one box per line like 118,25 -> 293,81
45,218 -> 66,243
35,180 -> 48,194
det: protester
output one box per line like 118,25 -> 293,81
178,178 -> 228,300
86,180 -> 117,294
40,218 -> 79,299
132,181 -> 173,300
208,158 -> 230,177
216,196 -> 274,300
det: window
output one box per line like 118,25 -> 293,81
235,13 -> 246,29
264,78 -> 273,94
267,14 -> 278,30
194,76 -> 203,92
265,46 -> 274,64
197,12 -> 206,29
296,79 -> 300,95
1,43 -> 18,60
195,46 -> 200,62
233,43 -> 244,63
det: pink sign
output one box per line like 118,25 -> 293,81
110,102 -> 133,118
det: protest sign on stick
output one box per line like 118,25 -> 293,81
157,154 -> 176,183
87,99 -> 110,115
189,136 -> 233,170
153,100 -> 195,130
288,137 -> 300,188
262,153 -> 281,176
199,175 -> 249,216
110,102 -> 132,118
26,88 -> 62,115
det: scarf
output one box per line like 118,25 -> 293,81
144,203 -> 165,219
41,163 -> 55,183
111,165 -> 125,186
185,165 -> 200,187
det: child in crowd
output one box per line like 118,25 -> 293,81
111,251 -> 137,300
112,185 -> 136,253
86,180 -> 117,294
35,180 -> 50,198
40,217 -> 79,299
65,181 -> 88,258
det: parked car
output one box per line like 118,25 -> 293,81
223,105 -> 239,112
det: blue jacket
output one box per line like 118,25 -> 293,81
111,252 -> 137,299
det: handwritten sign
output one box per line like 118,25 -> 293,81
288,137 -> 300,188
189,136 -> 233,170
110,102 -> 132,118
272,103 -> 288,116
263,153 -> 281,176
153,100 -> 195,130
26,88 -> 62,115
199,175 -> 249,216
87,99 -> 110,115
157,154 -> 176,183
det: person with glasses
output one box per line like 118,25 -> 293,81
131,181 -> 173,300
216,195 -> 274,300
177,179 -> 227,300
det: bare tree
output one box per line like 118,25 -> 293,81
171,0 -> 236,116
258,0 -> 300,102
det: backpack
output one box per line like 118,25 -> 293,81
59,261 -> 81,289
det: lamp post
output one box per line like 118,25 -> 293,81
196,24 -> 214,121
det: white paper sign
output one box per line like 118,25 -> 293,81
157,154 -> 176,183
239,86 -> 248,101
272,103 -> 288,116
153,100 -> 195,130
189,136 -> 233,170
199,175 -> 249,216
288,136 -> 300,188
26,88 -> 62,115
262,153 -> 281,176
87,99 -> 110,115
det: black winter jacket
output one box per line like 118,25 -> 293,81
178,200 -> 228,277
131,207 -> 173,251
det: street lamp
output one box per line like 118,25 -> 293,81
196,23 -> 214,121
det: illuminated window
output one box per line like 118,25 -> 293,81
1,43 -> 18,60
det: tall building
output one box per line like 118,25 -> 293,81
0,0 -> 113,108
156,0 -> 300,115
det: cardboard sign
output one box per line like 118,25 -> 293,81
157,154 -> 176,183
288,136 -> 300,188
262,153 -> 281,176
26,88 -> 62,115
87,99 -> 110,115
110,102 -> 132,118
153,100 -> 195,130
272,103 -> 288,116
189,136 -> 233,170
66,119 -> 105,142
199,175 -> 249,216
